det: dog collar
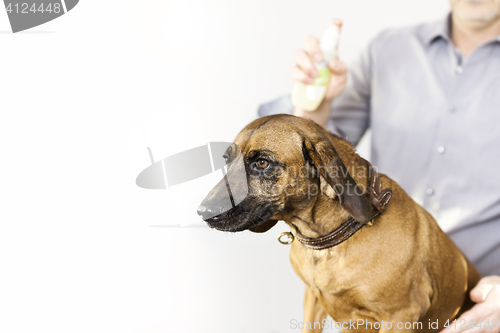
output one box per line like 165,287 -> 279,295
278,160 -> 392,250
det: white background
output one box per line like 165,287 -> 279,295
0,1 -> 449,332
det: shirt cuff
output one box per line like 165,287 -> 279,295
257,95 -> 344,138
257,95 -> 294,117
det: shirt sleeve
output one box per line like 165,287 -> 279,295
257,94 -> 294,118
328,41 -> 373,146
257,93 -> 347,137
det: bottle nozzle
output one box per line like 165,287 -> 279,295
332,18 -> 343,28
320,20 -> 342,61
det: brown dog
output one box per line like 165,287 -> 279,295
197,114 -> 481,333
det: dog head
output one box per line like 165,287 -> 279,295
197,114 -> 372,232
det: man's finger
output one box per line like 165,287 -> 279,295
328,60 -> 347,76
470,276 -> 500,303
295,49 -> 318,77
291,65 -> 315,84
471,285 -> 492,302
304,35 -> 322,63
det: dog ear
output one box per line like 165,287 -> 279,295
249,220 -> 278,233
303,137 -> 373,223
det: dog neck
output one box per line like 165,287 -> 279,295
284,185 -> 358,239
283,155 -> 392,246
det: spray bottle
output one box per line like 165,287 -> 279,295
292,20 -> 342,112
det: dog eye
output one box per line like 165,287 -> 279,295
256,158 -> 269,169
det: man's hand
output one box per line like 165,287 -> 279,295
292,33 -> 347,126
292,34 -> 348,102
440,276 -> 500,333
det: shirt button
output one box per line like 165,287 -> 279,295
450,105 -> 457,113
426,188 -> 434,196
437,146 -> 446,154
455,66 -> 463,74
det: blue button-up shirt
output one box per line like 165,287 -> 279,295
258,15 -> 500,276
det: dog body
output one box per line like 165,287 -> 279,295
289,173 -> 478,332
198,115 -> 481,332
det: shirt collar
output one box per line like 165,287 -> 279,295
421,14 -> 452,45
421,13 -> 500,45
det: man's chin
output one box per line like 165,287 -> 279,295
454,6 -> 500,25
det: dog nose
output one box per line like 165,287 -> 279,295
197,204 -> 207,216
197,204 -> 222,220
